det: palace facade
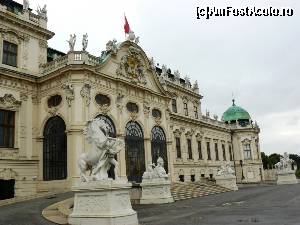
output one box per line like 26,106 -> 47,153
0,0 -> 264,199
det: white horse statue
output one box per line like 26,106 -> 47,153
78,118 -> 124,182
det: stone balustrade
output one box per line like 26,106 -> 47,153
200,115 -> 230,130
41,52 -> 102,75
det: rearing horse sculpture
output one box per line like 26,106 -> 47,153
78,118 -> 124,182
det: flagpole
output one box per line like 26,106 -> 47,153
124,13 -> 126,38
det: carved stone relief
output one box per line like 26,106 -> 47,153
0,168 -> 18,180
116,92 -> 125,112
116,46 -> 147,85
0,94 -> 21,111
80,83 -> 91,106
62,84 -> 74,107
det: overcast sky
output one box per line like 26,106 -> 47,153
17,0 -> 300,155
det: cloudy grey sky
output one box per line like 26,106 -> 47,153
18,0 -> 300,155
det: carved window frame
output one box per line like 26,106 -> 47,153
214,141 -> 219,161
228,143 -> 233,161
206,139 -> 211,160
0,29 -> 24,69
171,98 -> 177,113
222,142 -> 226,161
173,129 -> 182,159
0,94 -> 21,150
196,133 -> 203,160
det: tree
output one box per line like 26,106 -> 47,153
261,152 -> 281,169
261,152 -> 269,169
268,153 -> 281,167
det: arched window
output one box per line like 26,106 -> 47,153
43,116 -> 67,181
95,114 -> 116,138
125,121 -> 145,183
151,126 -> 168,172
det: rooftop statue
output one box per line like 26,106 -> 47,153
216,162 -> 235,177
206,110 -> 210,117
78,118 -> 125,182
193,80 -> 199,92
161,65 -> 169,77
106,39 -> 118,55
37,4 -> 47,20
142,157 -> 169,180
275,152 -> 294,172
82,33 -> 88,51
127,30 -> 140,44
67,34 -> 76,52
23,0 -> 29,11
184,75 -> 191,88
149,57 -> 156,71
174,70 -> 180,81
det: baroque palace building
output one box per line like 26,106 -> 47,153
0,0 -> 264,200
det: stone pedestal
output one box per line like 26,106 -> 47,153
215,175 -> 238,191
68,179 -> 138,225
277,171 -> 297,185
140,178 -> 174,204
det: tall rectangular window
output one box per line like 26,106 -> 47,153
194,106 -> 198,119
2,41 -> 18,67
0,110 -> 15,148
206,142 -> 211,160
229,145 -> 233,161
244,144 -> 252,159
172,99 -> 177,113
184,103 -> 188,116
256,140 -> 260,159
198,141 -> 202,160
175,137 -> 181,158
187,139 -> 193,159
222,144 -> 226,161
215,143 -> 219,160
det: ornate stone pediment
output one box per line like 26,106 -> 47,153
116,46 -> 147,85
0,94 -> 21,110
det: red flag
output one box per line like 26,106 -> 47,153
124,15 -> 130,34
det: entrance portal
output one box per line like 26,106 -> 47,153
43,116 -> 67,181
151,126 -> 168,172
0,179 -> 15,200
125,121 -> 145,183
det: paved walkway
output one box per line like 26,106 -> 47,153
0,183 -> 300,225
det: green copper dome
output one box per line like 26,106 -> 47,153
222,100 -> 251,122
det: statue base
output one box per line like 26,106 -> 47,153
215,175 -> 238,191
277,171 -> 298,185
140,178 -> 174,204
68,179 -> 138,225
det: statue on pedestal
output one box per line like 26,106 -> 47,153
37,4 -> 47,20
23,0 -> 29,11
67,34 -> 76,52
82,33 -> 88,51
78,118 -> 124,182
106,39 -> 118,55
142,157 -> 169,180
275,152 -> 294,172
